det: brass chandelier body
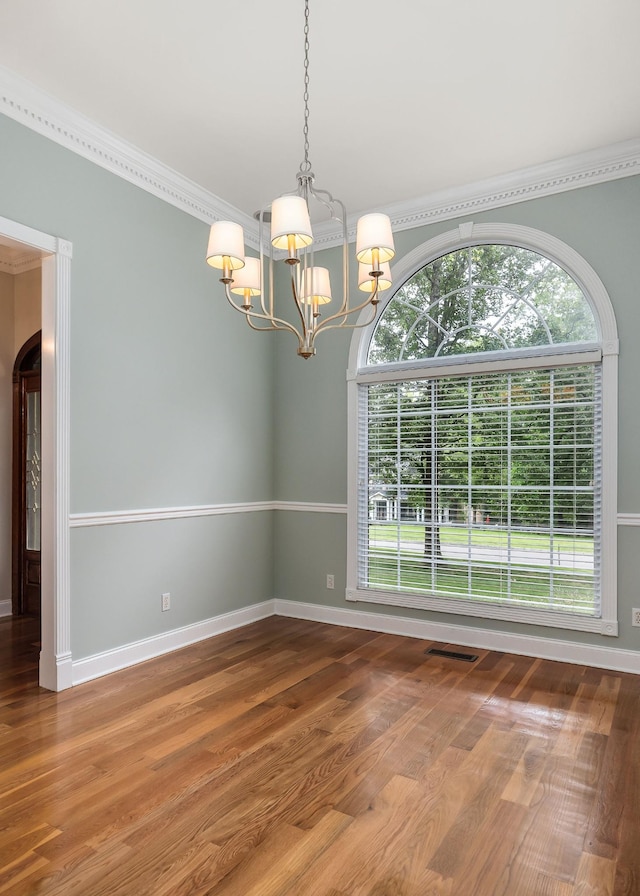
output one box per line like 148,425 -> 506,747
206,0 -> 395,359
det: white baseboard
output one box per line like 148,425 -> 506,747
0,600 -> 12,618
71,600 -> 276,685
69,596 -> 640,686
39,651 -> 74,692
274,599 -> 640,675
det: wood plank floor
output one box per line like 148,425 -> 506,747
1,614 -> 639,895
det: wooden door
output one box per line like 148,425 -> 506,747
12,332 -> 42,617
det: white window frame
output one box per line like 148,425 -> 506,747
347,223 -> 619,636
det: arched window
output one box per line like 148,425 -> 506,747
347,224 -> 618,635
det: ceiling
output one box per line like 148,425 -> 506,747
0,236 -> 42,273
0,0 -> 639,219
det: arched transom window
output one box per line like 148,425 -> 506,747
368,244 -> 597,365
348,227 -> 618,636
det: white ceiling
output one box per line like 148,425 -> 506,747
1,0 -> 639,219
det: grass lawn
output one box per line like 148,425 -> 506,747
369,523 -> 594,554
367,551 -> 596,612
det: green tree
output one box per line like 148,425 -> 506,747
366,246 -> 596,560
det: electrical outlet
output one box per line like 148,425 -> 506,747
632,608 -> 640,627
326,574 -> 335,590
162,592 -> 171,612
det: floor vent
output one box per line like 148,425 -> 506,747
426,648 -> 479,663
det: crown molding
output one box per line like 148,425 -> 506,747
1,65 -> 638,253
378,139 -> 640,240
309,138 -> 640,251
0,65 -> 258,245
0,247 -> 42,274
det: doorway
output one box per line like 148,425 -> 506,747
0,217 -> 72,690
12,331 -> 42,619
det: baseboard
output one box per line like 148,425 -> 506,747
71,600 -> 276,685
0,600 -> 12,618
274,599 -> 640,675
70,596 -> 640,686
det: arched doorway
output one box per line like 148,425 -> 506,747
12,331 -> 42,618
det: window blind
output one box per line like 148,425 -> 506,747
358,364 -> 601,617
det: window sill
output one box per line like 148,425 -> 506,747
346,588 -> 618,636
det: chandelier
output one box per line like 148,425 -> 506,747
205,0 -> 395,359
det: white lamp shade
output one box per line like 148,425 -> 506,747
301,266 -> 332,305
358,261 -> 392,293
271,196 -> 313,251
355,213 -> 395,264
230,257 -> 261,296
206,221 -> 245,270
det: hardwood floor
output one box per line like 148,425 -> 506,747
1,614 -> 639,895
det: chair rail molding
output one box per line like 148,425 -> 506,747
69,501 -> 348,527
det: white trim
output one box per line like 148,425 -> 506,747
0,600 -> 12,618
378,139 -> 640,243
69,500 -> 347,527
40,246 -> 73,691
1,66 -> 639,248
60,597 -> 640,686
0,214 -> 58,254
349,223 -> 619,375
272,501 -> 348,514
69,501 -> 274,528
618,514 -> 640,527
347,223 -> 619,639
345,588 -> 617,637
0,248 -> 42,274
72,600 -> 275,685
352,347 -> 603,385
274,600 -> 639,676
0,215 -> 72,692
0,65 -> 257,246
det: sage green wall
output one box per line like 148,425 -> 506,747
71,513 -> 272,658
2,106 -> 639,665
274,175 -> 640,654
0,114 -> 274,659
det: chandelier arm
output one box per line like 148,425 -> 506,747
246,314 -> 309,358
306,186 -> 336,221
314,282 -> 381,330
313,302 -> 378,336
245,317 -> 292,334
300,186 -> 352,320
257,220 -> 274,320
289,264 -> 309,335
223,283 -> 303,340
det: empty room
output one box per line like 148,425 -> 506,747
0,1 -> 639,893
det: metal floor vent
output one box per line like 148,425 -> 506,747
426,648 -> 479,663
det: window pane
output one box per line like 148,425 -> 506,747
368,245 -> 597,365
360,365 -> 600,617
25,389 -> 41,552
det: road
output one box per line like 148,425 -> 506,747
370,538 -> 594,571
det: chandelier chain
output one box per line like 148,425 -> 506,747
301,0 -> 312,173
